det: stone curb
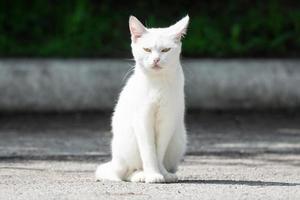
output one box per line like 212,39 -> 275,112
0,59 -> 299,111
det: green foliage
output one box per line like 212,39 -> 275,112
0,0 -> 299,57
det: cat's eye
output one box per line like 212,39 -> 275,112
143,48 -> 152,53
161,48 -> 171,53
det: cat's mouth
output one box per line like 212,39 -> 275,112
152,64 -> 162,70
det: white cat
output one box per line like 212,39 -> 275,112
95,15 -> 189,183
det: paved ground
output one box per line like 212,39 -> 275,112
0,111 -> 300,199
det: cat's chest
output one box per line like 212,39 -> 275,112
145,83 -> 177,105
128,74 -> 183,106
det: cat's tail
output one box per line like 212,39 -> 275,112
95,160 -> 127,182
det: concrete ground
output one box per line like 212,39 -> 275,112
0,111 -> 300,200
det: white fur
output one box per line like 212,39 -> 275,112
96,15 -> 189,183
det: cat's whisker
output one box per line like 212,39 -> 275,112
123,58 -> 135,61
122,65 -> 135,82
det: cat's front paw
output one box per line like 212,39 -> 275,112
129,171 -> 146,183
163,172 -> 178,183
145,173 -> 165,183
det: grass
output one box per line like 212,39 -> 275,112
0,0 -> 299,58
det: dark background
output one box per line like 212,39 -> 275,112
0,0 -> 299,58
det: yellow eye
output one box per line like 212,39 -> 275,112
143,48 -> 152,52
161,48 -> 171,52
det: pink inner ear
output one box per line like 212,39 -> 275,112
131,30 -> 141,42
130,26 -> 144,42
175,28 -> 187,41
129,16 -> 147,42
132,28 -> 142,38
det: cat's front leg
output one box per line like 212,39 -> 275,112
133,108 -> 165,183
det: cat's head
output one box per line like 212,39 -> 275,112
129,15 -> 189,73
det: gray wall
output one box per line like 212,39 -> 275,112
0,59 -> 300,112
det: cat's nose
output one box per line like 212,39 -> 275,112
153,58 -> 160,64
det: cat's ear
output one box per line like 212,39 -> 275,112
169,15 -> 189,42
129,16 -> 147,42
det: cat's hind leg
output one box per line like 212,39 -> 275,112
95,159 -> 128,182
156,121 -> 186,182
163,127 -> 187,174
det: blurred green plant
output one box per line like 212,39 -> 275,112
0,0 -> 299,58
